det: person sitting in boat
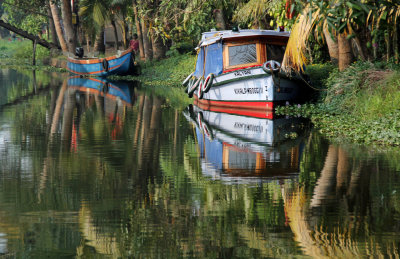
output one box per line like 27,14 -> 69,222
129,34 -> 139,56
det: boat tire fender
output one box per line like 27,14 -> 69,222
197,80 -> 204,99
182,72 -> 194,87
262,60 -> 280,72
102,83 -> 110,93
188,77 -> 201,98
197,112 -> 213,139
102,59 -> 109,72
185,79 -> 191,93
202,73 -> 214,93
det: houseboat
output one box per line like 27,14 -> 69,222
182,29 -> 311,112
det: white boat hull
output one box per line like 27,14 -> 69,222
193,67 -> 309,111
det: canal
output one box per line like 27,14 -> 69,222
0,68 -> 400,258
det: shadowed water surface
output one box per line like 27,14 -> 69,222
0,68 -> 400,258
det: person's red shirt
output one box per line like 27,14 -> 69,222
130,40 -> 139,51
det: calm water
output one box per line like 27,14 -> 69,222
0,68 -> 400,258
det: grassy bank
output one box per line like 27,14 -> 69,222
0,39 -> 66,72
115,53 -> 196,109
0,39 -> 50,62
278,62 -> 400,146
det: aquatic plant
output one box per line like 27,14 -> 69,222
277,61 -> 400,146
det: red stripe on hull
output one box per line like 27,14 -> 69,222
194,95 -> 274,119
67,56 -> 128,75
67,49 -> 132,64
68,86 -> 132,106
223,64 -> 263,73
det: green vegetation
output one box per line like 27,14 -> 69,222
0,39 -> 50,61
111,53 -> 196,109
277,62 -> 400,146
0,39 -> 67,72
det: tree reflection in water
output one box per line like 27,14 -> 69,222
0,70 -> 399,257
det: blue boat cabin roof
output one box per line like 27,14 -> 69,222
194,29 -> 289,77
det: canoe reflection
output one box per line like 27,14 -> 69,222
184,105 -> 310,182
67,76 -> 136,106
66,77 -> 137,143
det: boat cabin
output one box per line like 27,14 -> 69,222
193,29 -> 289,78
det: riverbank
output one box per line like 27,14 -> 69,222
277,62 -> 400,146
134,55 -> 400,146
134,54 -> 400,146
111,53 -> 196,108
1,39 -> 399,146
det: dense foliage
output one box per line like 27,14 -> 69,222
277,62 -> 400,146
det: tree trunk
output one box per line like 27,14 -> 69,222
151,31 -> 166,60
111,19 -> 119,51
385,31 -> 391,62
61,0 -> 76,52
51,79 -> 68,135
86,32 -> 91,53
47,6 -> 58,45
213,9 -> 226,30
141,17 -> 152,61
133,0 -> 145,60
94,27 -> 105,54
394,23 -> 399,64
338,33 -> 353,71
323,25 -> 338,65
351,37 -> 366,61
49,0 -> 68,52
61,89 -> 76,146
310,145 -> 338,208
121,14 -> 129,48
336,148 -> 350,194
32,40 -> 37,65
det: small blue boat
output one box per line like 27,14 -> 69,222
67,76 -> 136,106
67,49 -> 138,77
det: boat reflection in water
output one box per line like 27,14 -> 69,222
184,105 -> 310,183
67,76 -> 137,142
68,76 -> 136,107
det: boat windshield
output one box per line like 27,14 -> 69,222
228,44 -> 257,66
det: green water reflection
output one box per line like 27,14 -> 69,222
0,69 -> 399,258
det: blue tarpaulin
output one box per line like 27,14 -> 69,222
193,42 -> 223,78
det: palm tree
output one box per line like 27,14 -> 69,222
110,0 -> 131,48
61,0 -> 76,52
132,0 -> 145,60
367,1 -> 400,63
79,0 -> 109,53
80,0 -> 123,52
48,0 -> 68,52
282,1 -> 370,72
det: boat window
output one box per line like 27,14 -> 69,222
266,44 -> 286,62
228,44 -> 257,66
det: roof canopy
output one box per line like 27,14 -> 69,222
198,29 -> 290,47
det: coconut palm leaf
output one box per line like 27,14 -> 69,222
281,6 -> 319,72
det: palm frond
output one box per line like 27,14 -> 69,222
233,0 -> 274,25
282,6 -> 320,72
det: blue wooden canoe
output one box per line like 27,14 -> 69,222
67,49 -> 136,77
67,76 -> 135,106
